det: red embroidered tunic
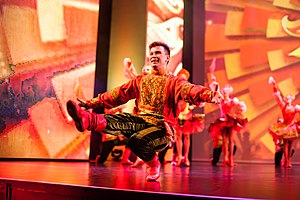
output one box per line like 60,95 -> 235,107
86,74 -> 214,121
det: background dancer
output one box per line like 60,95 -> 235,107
208,58 -> 247,167
268,76 -> 300,168
172,68 -> 205,167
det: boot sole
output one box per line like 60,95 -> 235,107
66,101 -> 84,132
146,175 -> 160,182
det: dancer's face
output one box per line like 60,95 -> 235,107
222,86 -> 232,96
149,46 -> 170,71
285,94 -> 295,103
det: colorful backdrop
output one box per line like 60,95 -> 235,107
0,0 -> 99,159
1,0 -> 300,163
198,0 -> 300,163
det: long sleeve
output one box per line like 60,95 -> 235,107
173,76 -> 215,106
272,85 -> 285,110
86,76 -> 141,109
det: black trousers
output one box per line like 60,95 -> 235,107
102,113 -> 171,162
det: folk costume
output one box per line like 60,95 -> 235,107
268,76 -> 300,167
208,84 -> 247,167
67,72 -> 217,180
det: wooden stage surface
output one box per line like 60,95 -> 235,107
0,160 -> 299,200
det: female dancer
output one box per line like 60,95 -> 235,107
219,85 -> 247,166
173,68 -> 205,167
268,76 -> 300,168
209,59 -> 247,167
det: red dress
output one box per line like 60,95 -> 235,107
209,97 -> 248,139
175,100 -> 205,135
268,104 -> 299,140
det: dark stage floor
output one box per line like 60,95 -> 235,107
0,160 -> 299,200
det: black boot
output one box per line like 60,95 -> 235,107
233,145 -> 237,156
274,149 -> 283,167
158,147 -> 168,165
211,147 -> 222,166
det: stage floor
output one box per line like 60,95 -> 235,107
0,160 -> 299,200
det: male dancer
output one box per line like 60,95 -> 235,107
66,41 -> 223,181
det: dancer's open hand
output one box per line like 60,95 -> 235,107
211,83 -> 223,104
268,76 -> 276,85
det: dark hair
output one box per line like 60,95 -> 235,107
149,41 -> 170,55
